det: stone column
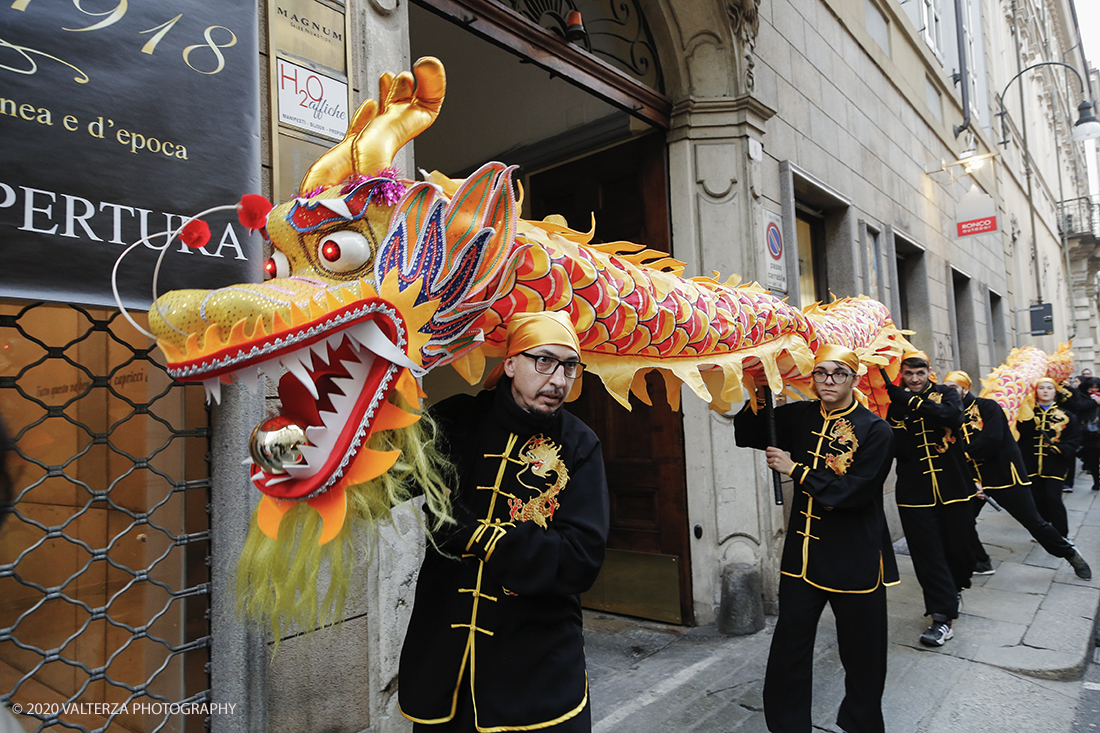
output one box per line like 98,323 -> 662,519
668,93 -> 779,621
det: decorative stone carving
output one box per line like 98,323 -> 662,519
726,0 -> 761,93
369,0 -> 398,14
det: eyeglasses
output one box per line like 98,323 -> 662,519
520,352 -> 586,379
811,370 -> 853,384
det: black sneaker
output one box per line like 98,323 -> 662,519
1069,551 -> 1093,580
1063,485 -> 1074,493
920,621 -> 953,646
973,559 -> 995,575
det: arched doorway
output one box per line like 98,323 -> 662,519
411,0 -> 693,624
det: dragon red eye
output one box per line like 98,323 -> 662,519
265,250 -> 290,280
315,231 -> 370,273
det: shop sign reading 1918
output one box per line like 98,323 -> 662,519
0,0 -> 261,309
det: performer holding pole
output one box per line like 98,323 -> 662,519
762,385 -> 784,505
880,352 -> 975,648
943,371 -> 1091,580
735,346 -> 897,733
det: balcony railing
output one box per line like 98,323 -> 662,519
1060,195 -> 1100,239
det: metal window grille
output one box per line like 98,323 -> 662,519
0,301 -> 211,733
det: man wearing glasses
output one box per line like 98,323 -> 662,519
880,351 -> 975,648
400,310 -> 610,733
735,346 -> 897,733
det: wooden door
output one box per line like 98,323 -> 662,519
528,134 -> 693,624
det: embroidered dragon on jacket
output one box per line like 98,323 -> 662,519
509,436 -> 568,528
823,419 -> 858,476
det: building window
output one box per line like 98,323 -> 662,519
961,0 -> 982,122
866,0 -> 890,55
868,225 -> 884,302
951,269 -> 980,378
989,290 -> 1007,365
921,0 -> 943,56
926,77 -> 943,122
797,211 -> 829,305
892,235 -> 932,353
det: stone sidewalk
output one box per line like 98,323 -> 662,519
584,474 -> 1100,732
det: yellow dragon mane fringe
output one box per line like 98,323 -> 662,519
235,392 -> 455,642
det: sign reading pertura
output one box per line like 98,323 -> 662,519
0,0 -> 262,309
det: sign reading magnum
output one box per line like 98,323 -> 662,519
0,1 -> 261,310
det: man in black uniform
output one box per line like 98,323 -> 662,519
399,311 -> 609,732
881,352 -> 975,647
736,345 -> 897,733
942,371 -> 1091,580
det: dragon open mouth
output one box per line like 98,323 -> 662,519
165,299 -> 417,502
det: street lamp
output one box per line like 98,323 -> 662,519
1070,99 -> 1100,142
996,61 -> 1100,145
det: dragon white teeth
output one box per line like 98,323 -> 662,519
293,346 -> 314,374
264,475 -> 292,485
297,444 -> 332,470
309,340 -> 330,365
284,463 -> 316,479
202,378 -> 222,405
234,366 -> 261,393
281,356 -> 319,399
346,321 -> 418,372
328,390 -> 358,417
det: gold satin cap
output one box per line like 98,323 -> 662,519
484,311 -> 581,388
814,345 -> 862,374
902,349 -> 930,365
944,370 -> 972,391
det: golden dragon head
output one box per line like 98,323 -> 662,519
147,58 -> 523,544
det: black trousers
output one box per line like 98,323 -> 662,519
1030,476 -> 1069,537
411,669 -> 592,733
764,575 -> 888,733
898,501 -> 974,620
1081,443 -> 1100,488
971,484 -> 1075,560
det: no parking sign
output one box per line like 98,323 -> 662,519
762,209 -> 787,292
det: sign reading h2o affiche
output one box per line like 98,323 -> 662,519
277,58 -> 348,141
762,209 -> 787,292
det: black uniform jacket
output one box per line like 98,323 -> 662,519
399,385 -> 610,732
958,393 -> 1031,490
735,399 -> 899,593
1018,403 -> 1081,481
887,382 -> 975,507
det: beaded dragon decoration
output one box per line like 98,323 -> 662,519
144,57 -> 915,632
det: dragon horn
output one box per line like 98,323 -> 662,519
299,58 -> 446,194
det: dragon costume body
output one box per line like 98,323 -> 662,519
978,343 -> 1075,436
143,57 -> 914,631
